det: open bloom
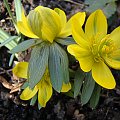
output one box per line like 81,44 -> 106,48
12,62 -> 71,107
68,9 -> 120,89
17,6 -> 85,43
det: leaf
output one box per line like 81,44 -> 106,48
0,28 -> 10,40
3,0 -> 16,24
10,39 -> 41,53
81,72 -> 95,105
55,37 -> 76,45
85,0 -> 117,18
74,69 -> 85,98
89,84 -> 101,109
0,36 -> 19,48
85,0 -> 93,5
30,94 -> 37,106
85,0 -> 106,12
14,0 -> 22,22
28,42 -> 49,88
49,42 -> 69,92
38,102 -> 42,110
103,2 -> 117,18
0,28 -> 18,50
65,90 -> 74,98
21,81 -> 28,89
49,43 -> 63,92
3,0 -> 18,32
9,54 -> 15,66
85,0 -> 116,4
55,43 -> 69,84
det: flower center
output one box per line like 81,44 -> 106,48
89,36 -> 102,62
89,35 -> 116,62
100,36 -> 115,56
101,45 -> 114,54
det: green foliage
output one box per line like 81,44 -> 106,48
21,82 -> 29,89
30,94 -> 37,106
74,69 -> 85,98
3,0 -> 16,27
3,0 -> 22,33
10,39 -> 42,53
14,0 -> 22,22
0,28 -> 18,50
81,72 -> 95,105
28,42 -> 49,88
103,2 -> 117,18
85,0 -> 117,18
0,31 -> 20,66
1,0 -> 22,66
56,43 -> 69,84
0,28 -> 10,40
90,84 -> 101,109
38,102 -> 42,110
49,42 -> 69,92
56,37 -> 76,45
0,36 -> 19,48
9,54 -> 15,66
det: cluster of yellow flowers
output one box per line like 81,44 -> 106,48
13,6 -> 120,107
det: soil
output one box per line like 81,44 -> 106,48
1,0 -> 120,120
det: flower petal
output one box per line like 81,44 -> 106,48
58,12 -> 86,38
109,26 -> 120,48
38,82 -> 52,107
17,10 -> 39,38
67,44 -> 90,57
37,68 -> 52,107
109,49 -> 120,59
57,19 -> 71,38
85,9 -> 107,40
78,56 -> 94,72
61,82 -> 71,92
72,16 -> 89,48
12,62 -> 28,79
54,8 -> 66,29
27,10 -> 42,38
67,44 -> 94,72
54,8 -> 69,38
20,86 -> 38,100
35,6 -> 62,42
92,61 -> 116,89
71,12 -> 86,27
104,56 -> 120,69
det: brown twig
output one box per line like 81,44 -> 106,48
0,67 -> 12,77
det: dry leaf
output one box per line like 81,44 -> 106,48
10,82 -> 23,93
0,76 -> 13,89
0,76 -> 24,93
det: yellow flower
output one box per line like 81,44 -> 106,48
17,6 -> 85,43
67,9 -> 120,89
12,62 -> 71,107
